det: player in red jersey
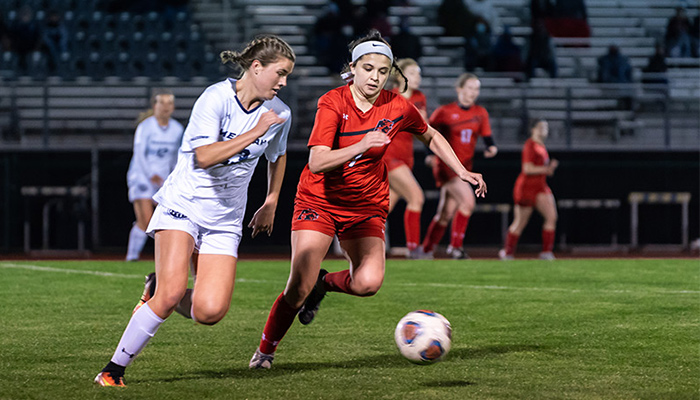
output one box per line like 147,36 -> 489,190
499,118 -> 558,260
384,58 -> 429,258
421,73 -> 498,259
249,30 -> 486,369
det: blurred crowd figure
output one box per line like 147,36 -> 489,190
42,10 -> 69,73
439,0 -> 560,80
642,43 -> 668,84
525,20 -> 557,78
313,0 -> 421,75
531,0 -> 590,39
597,45 -> 632,84
490,26 -> 523,73
665,6 -> 698,58
465,0 -> 501,34
391,17 -> 423,61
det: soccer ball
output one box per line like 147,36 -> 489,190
394,310 -> 452,364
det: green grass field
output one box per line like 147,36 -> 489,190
1,258 -> 698,400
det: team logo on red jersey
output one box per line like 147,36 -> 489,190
374,118 -> 394,133
297,209 -> 319,221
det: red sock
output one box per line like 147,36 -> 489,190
404,209 -> 421,251
449,212 -> 470,249
542,229 -> 555,253
422,219 -> 447,253
259,293 -> 299,354
505,232 -> 520,255
324,269 -> 352,294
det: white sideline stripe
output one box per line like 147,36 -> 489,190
1,262 -> 698,295
0,263 -> 143,279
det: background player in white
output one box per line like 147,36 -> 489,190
94,35 -> 296,387
125,90 -> 183,261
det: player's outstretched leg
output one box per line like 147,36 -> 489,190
95,302 -> 164,387
298,269 -> 329,325
132,272 -> 156,314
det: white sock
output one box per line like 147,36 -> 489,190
126,224 -> 148,261
110,303 -> 164,367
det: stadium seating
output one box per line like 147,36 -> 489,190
0,0 -> 696,150
0,3 -> 207,82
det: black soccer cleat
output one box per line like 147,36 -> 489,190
298,269 -> 329,325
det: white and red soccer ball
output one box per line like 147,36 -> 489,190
394,310 -> 452,364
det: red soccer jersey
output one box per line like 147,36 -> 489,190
296,85 -> 428,216
429,103 -> 491,171
383,89 -> 427,169
515,138 -> 550,189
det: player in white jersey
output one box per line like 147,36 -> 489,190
125,90 -> 184,261
94,35 -> 296,388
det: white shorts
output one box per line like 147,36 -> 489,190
128,179 -> 158,203
147,204 -> 242,258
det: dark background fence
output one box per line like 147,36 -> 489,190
1,147 -> 696,255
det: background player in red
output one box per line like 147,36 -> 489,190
421,73 -> 498,259
384,58 -> 428,258
249,30 -> 486,369
499,118 -> 558,260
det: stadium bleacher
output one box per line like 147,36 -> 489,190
0,0 -> 697,150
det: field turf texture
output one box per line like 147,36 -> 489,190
1,258 -> 698,399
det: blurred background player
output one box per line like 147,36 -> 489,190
125,89 -> 183,262
94,35 -> 295,387
249,30 -> 486,370
421,73 -> 498,259
499,118 -> 558,260
385,58 -> 428,258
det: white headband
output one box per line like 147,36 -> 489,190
351,41 -> 393,64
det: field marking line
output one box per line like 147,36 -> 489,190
0,262 -> 144,278
398,282 -> 700,295
2,262 -> 698,295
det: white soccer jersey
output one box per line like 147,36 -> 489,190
153,78 -> 291,235
127,116 -> 184,200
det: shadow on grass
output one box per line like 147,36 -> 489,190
154,344 -> 545,383
450,344 -> 547,360
156,352 -> 411,383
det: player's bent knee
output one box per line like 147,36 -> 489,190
191,304 -> 229,325
408,195 -> 424,210
350,276 -> 383,297
352,285 -> 380,297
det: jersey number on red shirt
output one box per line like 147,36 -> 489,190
460,129 -> 473,143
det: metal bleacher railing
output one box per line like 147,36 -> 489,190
0,77 -> 697,152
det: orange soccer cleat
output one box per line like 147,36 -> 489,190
94,371 -> 126,387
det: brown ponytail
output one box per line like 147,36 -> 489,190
220,35 -> 296,78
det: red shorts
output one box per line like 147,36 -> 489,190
513,183 -> 552,207
432,158 -> 473,188
432,162 -> 457,188
291,201 -> 386,241
385,157 -> 414,172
